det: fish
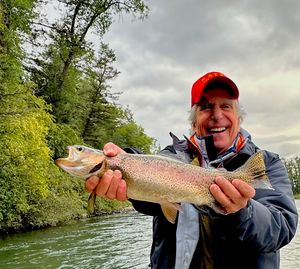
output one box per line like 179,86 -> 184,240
55,145 -> 272,224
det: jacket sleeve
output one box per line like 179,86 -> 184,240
225,151 -> 298,252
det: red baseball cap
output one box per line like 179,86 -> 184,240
191,71 -> 239,107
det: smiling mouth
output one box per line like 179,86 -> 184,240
209,127 -> 227,134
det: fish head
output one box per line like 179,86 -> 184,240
55,145 -> 106,179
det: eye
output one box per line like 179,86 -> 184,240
77,146 -> 83,152
199,104 -> 212,111
221,104 -> 232,110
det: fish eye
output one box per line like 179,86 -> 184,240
77,147 -> 83,152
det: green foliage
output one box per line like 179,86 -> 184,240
32,43 -> 84,123
111,117 -> 158,154
94,197 -> 132,214
23,164 -> 86,229
0,99 -> 53,230
75,44 -> 122,147
31,0 -> 148,125
284,157 -> 300,195
0,0 -> 154,233
47,123 -> 84,160
0,0 -> 53,231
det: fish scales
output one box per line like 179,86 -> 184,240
108,154 -> 217,205
55,145 -> 273,223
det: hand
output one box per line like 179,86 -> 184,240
85,142 -> 128,201
210,176 -> 255,214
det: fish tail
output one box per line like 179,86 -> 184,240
237,151 -> 273,189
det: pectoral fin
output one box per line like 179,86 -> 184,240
160,202 -> 181,224
88,191 -> 96,214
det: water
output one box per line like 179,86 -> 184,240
0,211 -> 152,269
281,199 -> 300,269
0,201 -> 299,269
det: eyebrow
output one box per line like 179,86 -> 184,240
197,98 -> 234,109
197,96 -> 209,106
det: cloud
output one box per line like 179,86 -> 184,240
102,0 -> 300,157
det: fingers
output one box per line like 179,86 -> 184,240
210,176 -> 255,214
116,180 -> 128,201
105,170 -> 123,199
85,143 -> 127,204
232,179 -> 256,198
210,180 -> 240,213
85,176 -> 99,193
95,170 -> 113,197
103,142 -> 125,157
85,170 -> 128,201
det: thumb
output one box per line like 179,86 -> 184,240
103,142 -> 124,157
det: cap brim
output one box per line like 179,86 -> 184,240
205,76 -> 239,99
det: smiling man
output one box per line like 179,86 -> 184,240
191,77 -> 241,153
188,72 -> 254,215
86,71 -> 298,269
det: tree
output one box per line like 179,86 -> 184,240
30,0 -> 148,124
0,0 -> 54,230
28,0 -> 155,152
77,43 -> 120,146
284,157 -> 300,195
0,0 -> 156,233
112,119 -> 159,154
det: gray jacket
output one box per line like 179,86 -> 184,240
129,131 -> 298,269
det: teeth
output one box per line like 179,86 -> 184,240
210,127 -> 226,132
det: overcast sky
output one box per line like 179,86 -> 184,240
101,0 -> 300,158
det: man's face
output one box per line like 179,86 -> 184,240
193,88 -> 240,153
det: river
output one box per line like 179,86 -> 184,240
0,200 -> 299,269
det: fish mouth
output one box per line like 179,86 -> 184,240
55,145 -> 106,179
208,127 -> 228,134
55,146 -> 83,167
55,158 -> 81,168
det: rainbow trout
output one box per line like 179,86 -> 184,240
55,145 -> 272,223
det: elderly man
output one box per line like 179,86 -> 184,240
86,72 -> 298,269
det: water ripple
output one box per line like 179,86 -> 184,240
0,203 -> 299,269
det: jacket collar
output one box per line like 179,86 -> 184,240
169,128 -> 251,167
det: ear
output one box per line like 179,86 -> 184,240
192,122 -> 197,131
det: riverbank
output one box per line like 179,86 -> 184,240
1,195 -> 299,235
0,199 -> 133,236
1,201 -> 300,269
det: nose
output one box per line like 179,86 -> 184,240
211,107 -> 223,121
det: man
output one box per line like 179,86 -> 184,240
86,71 -> 298,269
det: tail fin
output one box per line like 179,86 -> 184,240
237,151 -> 273,190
